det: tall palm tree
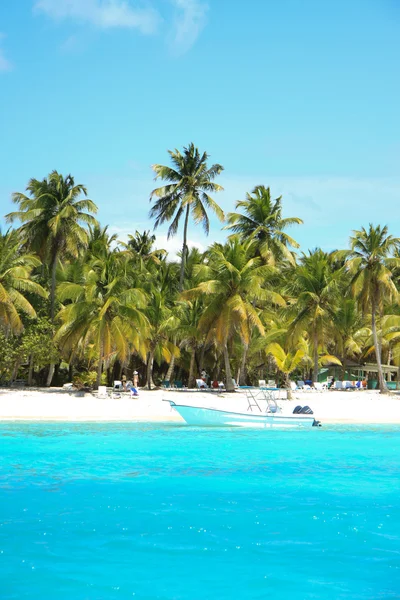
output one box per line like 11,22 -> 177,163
7,171 -> 98,321
0,230 -> 47,333
344,225 -> 400,392
289,249 -> 339,383
144,289 -> 178,389
332,297 -> 370,379
56,249 -> 149,388
226,185 -> 303,265
149,143 -> 224,290
184,238 -> 281,391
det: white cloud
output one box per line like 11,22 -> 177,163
170,0 -> 208,54
0,34 -> 12,72
34,0 -> 160,34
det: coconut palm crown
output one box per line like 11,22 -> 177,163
226,185 -> 303,265
149,143 -> 224,290
6,171 -> 98,321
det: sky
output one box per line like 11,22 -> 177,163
0,0 -> 399,257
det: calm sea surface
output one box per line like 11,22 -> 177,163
0,422 -> 399,599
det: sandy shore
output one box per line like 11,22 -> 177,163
0,387 -> 400,424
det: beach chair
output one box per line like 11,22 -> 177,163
174,380 -> 183,389
196,379 -> 208,389
268,380 -> 276,388
334,381 -> 344,390
97,385 -> 108,399
130,386 -> 139,397
290,381 -> 297,392
313,382 -> 326,392
232,379 -> 239,389
258,379 -> 266,387
161,380 -> 170,389
113,380 -> 123,391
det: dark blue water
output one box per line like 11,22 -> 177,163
0,423 -> 399,599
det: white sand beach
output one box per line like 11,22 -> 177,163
0,387 -> 400,424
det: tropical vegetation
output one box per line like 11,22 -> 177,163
1,145 -> 400,394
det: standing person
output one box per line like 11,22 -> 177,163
133,371 -> 139,388
201,369 -> 208,385
122,373 -> 127,391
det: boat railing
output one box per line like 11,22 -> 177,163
245,388 -> 279,414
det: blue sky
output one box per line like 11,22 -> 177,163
1,0 -> 399,256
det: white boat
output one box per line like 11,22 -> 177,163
164,392 -> 320,428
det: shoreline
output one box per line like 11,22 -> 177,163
1,387 -> 400,425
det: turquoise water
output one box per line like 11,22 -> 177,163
0,423 -> 399,599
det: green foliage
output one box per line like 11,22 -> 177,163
2,164 -> 400,392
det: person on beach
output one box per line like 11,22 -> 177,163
133,371 -> 139,388
201,369 -> 208,385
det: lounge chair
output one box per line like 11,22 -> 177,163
97,385 -> 108,399
161,380 -> 170,389
113,380 -> 123,391
313,382 -> 327,392
196,379 -> 208,389
290,381 -> 297,392
334,381 -> 344,390
258,379 -> 266,387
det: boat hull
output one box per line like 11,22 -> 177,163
167,401 -> 316,428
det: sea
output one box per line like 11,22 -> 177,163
0,422 -> 399,599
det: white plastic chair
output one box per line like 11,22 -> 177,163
258,379 -> 266,387
97,385 -> 108,399
196,379 -> 208,389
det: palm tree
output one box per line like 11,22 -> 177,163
289,249 -> 339,384
265,342 -> 306,399
149,143 -> 224,290
332,297 -> 371,379
56,249 -> 148,388
184,238 -> 280,391
226,185 -> 303,265
0,230 -> 47,333
144,289 -> 178,389
344,225 -> 400,392
7,171 -> 98,321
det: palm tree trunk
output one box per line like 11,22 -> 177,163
96,344 -> 103,389
371,300 -> 387,393
199,344 -> 206,374
285,372 -> 293,400
46,363 -> 55,387
239,343 -> 248,386
313,331 -> 319,384
179,205 -> 190,291
165,339 -> 177,383
188,347 -> 196,388
28,355 -> 34,386
223,343 -> 235,392
147,350 -> 155,390
50,252 -> 58,323
46,252 -> 59,388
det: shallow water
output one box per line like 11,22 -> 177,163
0,422 -> 399,599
